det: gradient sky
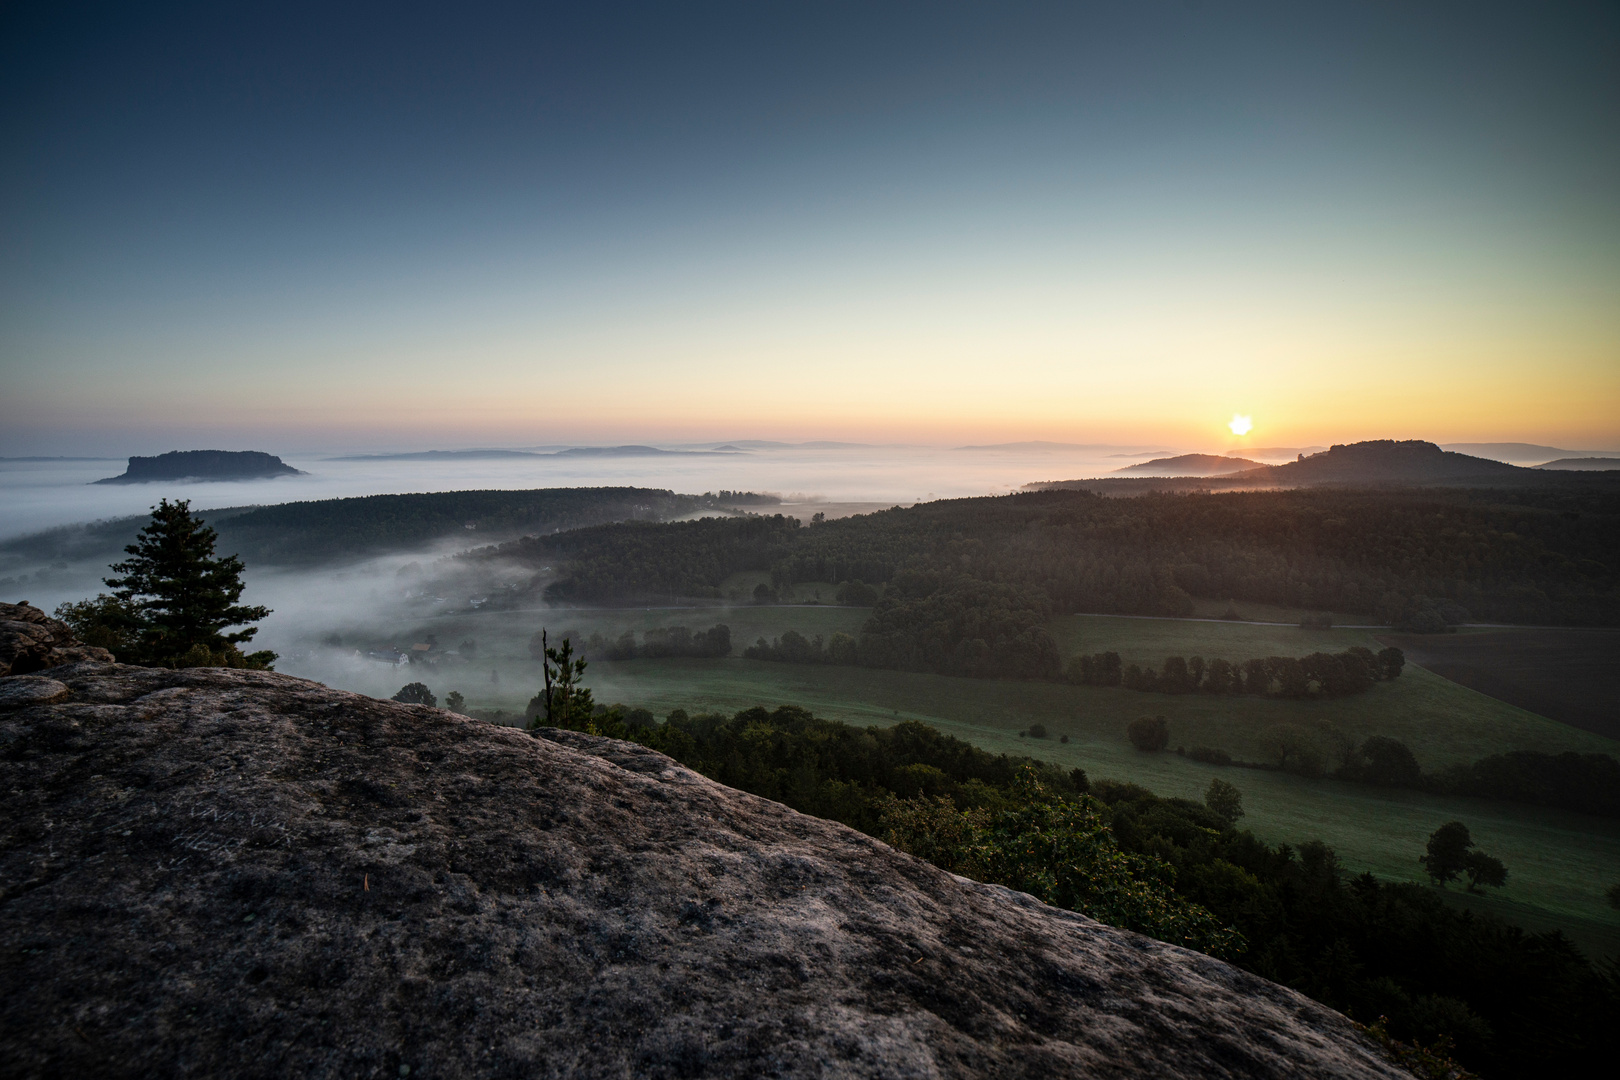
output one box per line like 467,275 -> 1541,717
3,1 -> 1617,455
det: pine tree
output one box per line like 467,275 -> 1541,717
526,631 -> 594,730
103,499 -> 274,668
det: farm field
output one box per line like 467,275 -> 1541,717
558,657 -> 1620,959
1381,627 -> 1620,741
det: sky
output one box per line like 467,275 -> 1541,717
2,1 -> 1618,456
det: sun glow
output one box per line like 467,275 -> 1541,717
1229,414 -> 1253,436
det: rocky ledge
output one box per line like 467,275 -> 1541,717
0,664 -> 1408,1079
0,601 -> 115,677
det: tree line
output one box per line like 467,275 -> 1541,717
1070,646 -> 1405,697
1137,715 -> 1620,818
534,624 -> 732,663
527,698 -> 1614,1078
743,573 -> 1062,679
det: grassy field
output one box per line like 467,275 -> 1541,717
287,604 -> 1620,958
568,657 -> 1620,959
1382,627 -> 1620,740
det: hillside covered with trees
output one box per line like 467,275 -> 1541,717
467,481 -> 1620,628
544,702 -> 1616,1079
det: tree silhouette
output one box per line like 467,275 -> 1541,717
1126,715 -> 1169,751
528,630 -> 594,729
391,682 -> 436,707
1420,821 -> 1503,890
1204,779 -> 1244,825
1463,851 -> 1507,892
103,499 -> 272,668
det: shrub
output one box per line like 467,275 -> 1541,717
1188,746 -> 1232,766
1204,778 -> 1244,824
1127,715 -> 1169,752
1027,723 -> 1048,739
392,682 -> 436,707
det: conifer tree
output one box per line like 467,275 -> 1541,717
526,630 -> 594,729
103,499 -> 273,668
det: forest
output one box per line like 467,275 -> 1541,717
473,484 -> 1619,626
0,486 -> 776,571
541,701 -> 1616,1079
209,487 -> 751,564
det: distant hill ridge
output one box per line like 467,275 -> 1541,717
1027,439 -> 1615,493
1535,458 -> 1620,471
94,450 -> 303,484
1252,440 -> 1522,484
1115,454 -> 1265,476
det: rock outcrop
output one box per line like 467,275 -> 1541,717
0,664 -> 1409,1079
0,601 -> 114,677
94,449 -> 304,484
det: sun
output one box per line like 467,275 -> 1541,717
1228,414 -> 1253,437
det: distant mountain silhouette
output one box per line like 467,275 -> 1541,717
94,450 -> 303,484
1026,439 -> 1592,494
1248,441 -> 1522,484
552,445 -> 726,457
1440,442 -> 1618,464
1114,453 -> 1264,476
1535,457 -> 1620,471
330,449 -> 544,461
1223,446 -> 1325,461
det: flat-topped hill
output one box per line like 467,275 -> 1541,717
1252,440 -> 1523,484
0,662 -> 1406,1079
1114,453 -> 1265,476
94,450 -> 304,484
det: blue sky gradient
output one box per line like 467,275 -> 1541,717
3,2 -> 1617,454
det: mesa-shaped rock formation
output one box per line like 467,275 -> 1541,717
0,663 -> 1408,1079
93,449 -> 303,484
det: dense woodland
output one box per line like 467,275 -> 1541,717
544,703 -> 1615,1079
0,487 -> 774,572
474,485 -> 1619,628
209,488 -> 750,564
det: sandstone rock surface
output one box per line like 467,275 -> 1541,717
0,601 -> 115,677
0,664 -> 1409,1079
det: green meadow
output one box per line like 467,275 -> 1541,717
340,605 -> 1620,958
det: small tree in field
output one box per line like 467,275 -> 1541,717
1421,821 -> 1504,891
1421,822 -> 1472,885
527,631 -> 594,730
1126,715 -> 1169,752
1204,779 -> 1244,825
99,499 -> 273,668
1463,851 -> 1507,892
444,690 -> 466,713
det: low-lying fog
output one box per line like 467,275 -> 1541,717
0,441 -> 1180,714
1,443 -> 1188,541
